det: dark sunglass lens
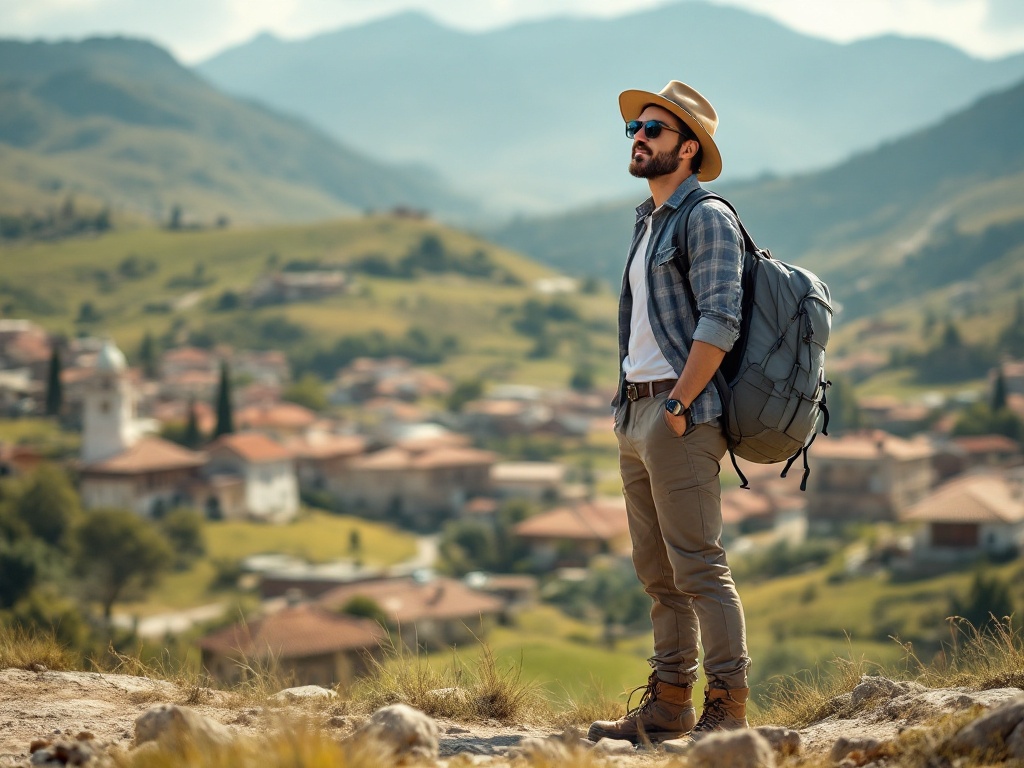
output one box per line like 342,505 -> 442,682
625,120 -> 641,138
643,121 -> 662,139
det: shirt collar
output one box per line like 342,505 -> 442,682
634,174 -> 701,222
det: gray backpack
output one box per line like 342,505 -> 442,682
675,190 -> 832,490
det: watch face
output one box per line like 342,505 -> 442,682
666,399 -> 682,416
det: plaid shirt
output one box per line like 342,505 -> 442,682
614,175 -> 744,425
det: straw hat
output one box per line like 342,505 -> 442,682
618,80 -> 722,181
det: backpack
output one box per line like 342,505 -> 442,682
674,189 -> 833,491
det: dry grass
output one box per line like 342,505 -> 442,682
752,652 -> 880,729
0,623 -> 78,671
101,644 -> 218,707
902,615 -> 1024,691
351,639 -> 544,723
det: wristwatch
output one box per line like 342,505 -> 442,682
665,398 -> 690,418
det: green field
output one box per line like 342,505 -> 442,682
119,511 -> 417,616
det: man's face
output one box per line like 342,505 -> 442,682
628,105 -> 687,179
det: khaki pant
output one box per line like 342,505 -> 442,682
615,392 -> 750,689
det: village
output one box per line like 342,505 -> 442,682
1,314 -> 1023,693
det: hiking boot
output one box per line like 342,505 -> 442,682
689,686 -> 749,740
588,672 -> 695,745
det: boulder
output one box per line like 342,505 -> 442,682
947,695 -> 1024,757
134,704 -> 234,750
350,704 -> 439,762
268,686 -> 338,705
666,730 -> 775,767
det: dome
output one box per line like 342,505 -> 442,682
95,339 -> 128,373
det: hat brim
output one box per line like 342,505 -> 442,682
619,89 -> 722,182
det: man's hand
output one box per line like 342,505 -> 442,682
662,408 -> 688,437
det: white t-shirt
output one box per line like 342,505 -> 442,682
622,212 -> 676,382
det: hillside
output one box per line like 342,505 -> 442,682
0,38 -> 471,224
489,76 -> 1024,366
198,4 -> 1024,211
0,213 -> 620,391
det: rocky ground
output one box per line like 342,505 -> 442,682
2,666 -> 1024,767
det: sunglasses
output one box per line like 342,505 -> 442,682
625,119 -> 685,140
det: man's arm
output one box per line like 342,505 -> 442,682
664,340 -> 725,435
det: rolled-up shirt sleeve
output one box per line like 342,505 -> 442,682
686,200 -> 744,352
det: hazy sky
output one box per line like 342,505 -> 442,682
2,0 -> 1023,63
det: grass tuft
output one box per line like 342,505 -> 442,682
903,615 -> 1024,691
0,623 -> 77,671
753,652 -> 877,729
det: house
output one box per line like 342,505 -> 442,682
804,430 -> 935,530
205,432 -> 299,522
249,270 -> 347,305
490,461 -> 566,502
79,436 -> 206,517
512,498 -> 630,569
337,445 -> 496,526
197,603 -> 386,687
901,471 -> 1024,565
285,433 -> 367,497
0,319 -> 51,379
932,435 -> 1022,481
317,575 -> 506,650
0,442 -> 42,477
721,487 -> 807,549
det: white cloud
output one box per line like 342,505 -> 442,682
1,0 -> 1022,62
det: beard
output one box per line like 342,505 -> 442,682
628,141 -> 682,178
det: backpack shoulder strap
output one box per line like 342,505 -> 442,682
673,190 -> 759,255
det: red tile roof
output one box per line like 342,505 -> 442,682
811,430 -> 935,461
82,437 -> 205,474
513,498 -> 629,541
902,472 -> 1024,525
198,604 -> 386,659
318,577 -> 504,624
951,435 -> 1021,455
208,432 -> 292,463
237,402 -> 318,430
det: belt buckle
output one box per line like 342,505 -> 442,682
626,383 -> 639,402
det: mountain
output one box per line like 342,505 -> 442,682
488,76 -> 1024,329
0,37 -> 472,223
198,4 -> 1024,212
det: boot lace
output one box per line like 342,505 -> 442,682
692,694 -> 728,733
623,672 -> 660,719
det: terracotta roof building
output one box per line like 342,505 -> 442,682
206,432 -> 298,521
901,471 -> 1024,565
318,576 -> 506,650
198,604 -> 386,687
513,498 -> 630,568
805,430 -> 935,529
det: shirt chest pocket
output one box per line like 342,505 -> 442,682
653,245 -> 686,274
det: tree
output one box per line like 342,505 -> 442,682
0,537 -> 46,609
992,367 -> 1008,412
213,361 -> 234,438
44,346 -> 62,417
340,595 -> 388,627
159,507 -> 206,569
15,465 -> 81,546
138,332 -> 158,379
183,398 -> 202,449
74,509 -> 172,620
447,379 -> 484,413
948,569 -> 1016,631
570,365 -> 595,392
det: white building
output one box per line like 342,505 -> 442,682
205,432 -> 299,522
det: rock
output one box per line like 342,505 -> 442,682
830,735 -> 884,764
1007,720 -> 1024,759
27,738 -> 100,766
947,695 -> 1024,756
510,736 -> 571,762
687,730 -> 776,768
350,704 -> 439,762
850,677 -> 925,710
134,704 -> 234,750
591,737 -> 635,755
755,726 -> 802,756
268,686 -> 337,705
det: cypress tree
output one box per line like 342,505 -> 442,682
213,361 -> 234,438
44,346 -> 62,417
992,367 -> 1008,412
183,397 -> 202,448
139,332 -> 158,379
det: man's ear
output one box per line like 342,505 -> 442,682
678,139 -> 696,162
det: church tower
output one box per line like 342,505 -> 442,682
81,339 -> 137,464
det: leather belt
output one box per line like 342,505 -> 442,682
625,379 -> 676,402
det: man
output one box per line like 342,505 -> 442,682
588,81 -> 750,745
